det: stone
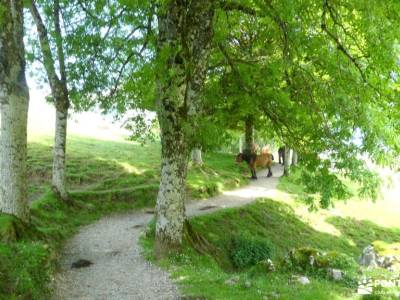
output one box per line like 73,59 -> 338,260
244,280 -> 252,288
328,268 -> 344,281
71,259 -> 93,269
359,245 -> 378,267
266,259 -> 275,272
224,276 -> 240,286
263,292 -> 280,300
291,275 -> 310,285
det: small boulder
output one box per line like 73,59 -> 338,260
263,292 -> 280,300
327,268 -> 344,281
244,280 -> 252,288
359,245 -> 378,267
291,275 -> 310,285
266,259 -> 275,272
224,276 -> 240,286
71,259 -> 93,269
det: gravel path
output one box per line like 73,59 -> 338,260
52,164 -> 283,300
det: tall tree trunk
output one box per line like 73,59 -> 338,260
292,150 -> 298,166
52,98 -> 68,200
30,0 -> 70,201
155,1 -> 214,256
0,0 -> 30,221
244,116 -> 254,151
283,146 -> 291,176
191,148 -> 203,165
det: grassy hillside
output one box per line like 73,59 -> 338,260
0,134 -> 249,299
141,169 -> 400,300
27,135 -> 248,201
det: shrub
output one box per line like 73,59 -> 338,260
230,235 -> 271,269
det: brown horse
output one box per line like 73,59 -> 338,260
236,147 -> 273,179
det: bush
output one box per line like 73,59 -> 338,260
230,235 -> 271,269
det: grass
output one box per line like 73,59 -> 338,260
141,168 -> 400,300
0,134 -> 249,299
27,135 -> 248,201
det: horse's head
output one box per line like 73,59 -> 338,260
235,153 -> 244,163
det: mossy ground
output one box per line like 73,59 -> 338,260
0,134 -> 248,299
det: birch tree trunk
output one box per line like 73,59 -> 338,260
191,148 -> 203,165
283,146 -> 291,176
0,0 -> 30,221
52,99 -> 68,200
155,1 -> 214,255
30,0 -> 70,201
292,150 -> 298,166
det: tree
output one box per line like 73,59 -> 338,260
0,0 -> 30,221
29,0 -> 70,201
154,1 -> 215,255
191,148 -> 203,165
283,146 -> 290,176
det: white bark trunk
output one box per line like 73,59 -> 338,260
191,148 -> 203,165
0,0 -> 30,221
292,150 -> 298,166
155,151 -> 188,252
52,107 -> 68,200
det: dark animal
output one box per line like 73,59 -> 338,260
278,146 -> 285,165
236,148 -> 273,179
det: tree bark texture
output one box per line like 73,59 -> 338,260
283,146 -> 291,176
292,150 -> 298,166
30,0 -> 70,201
244,116 -> 254,152
0,0 -> 30,221
155,1 -> 214,255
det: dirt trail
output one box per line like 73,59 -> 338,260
53,164 -> 284,300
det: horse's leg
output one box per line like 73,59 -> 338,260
250,163 -> 257,179
267,166 -> 273,177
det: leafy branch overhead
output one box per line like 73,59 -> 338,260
25,0 -> 400,209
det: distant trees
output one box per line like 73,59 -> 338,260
0,0 -> 30,221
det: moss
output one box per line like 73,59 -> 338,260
0,213 -> 42,243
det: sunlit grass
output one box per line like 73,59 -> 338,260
27,134 -> 249,202
140,166 -> 400,299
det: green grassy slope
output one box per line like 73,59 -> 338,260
28,135 -> 248,201
141,170 -> 400,300
0,134 -> 249,299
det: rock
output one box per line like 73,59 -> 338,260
71,259 -> 93,269
298,276 -> 310,285
291,275 -> 310,285
266,259 -> 275,272
244,280 -> 252,288
359,245 -> 378,267
263,292 -> 280,300
328,268 -> 344,281
224,276 -> 240,286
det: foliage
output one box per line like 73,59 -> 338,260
230,235 -> 272,269
25,0 -> 400,207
